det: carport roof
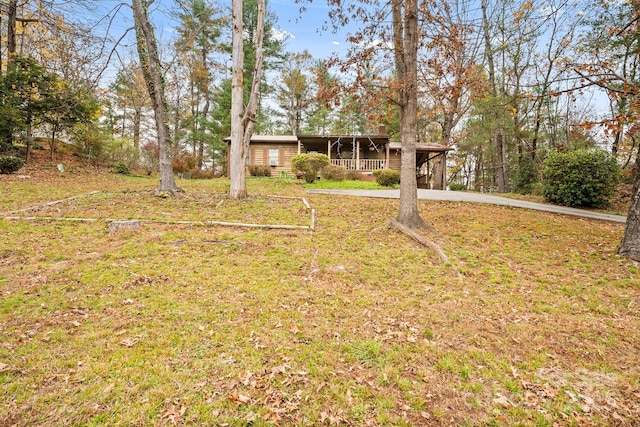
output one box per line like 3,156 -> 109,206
388,142 -> 453,152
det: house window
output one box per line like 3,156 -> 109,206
269,148 -> 279,166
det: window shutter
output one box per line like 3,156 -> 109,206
278,148 -> 284,166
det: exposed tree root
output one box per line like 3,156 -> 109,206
155,187 -> 184,197
389,219 -> 463,280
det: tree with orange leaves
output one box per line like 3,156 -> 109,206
298,0 -> 427,229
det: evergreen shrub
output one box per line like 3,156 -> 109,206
512,156 -> 538,194
291,153 -> 329,183
0,156 -> 23,174
541,149 -> 620,208
321,164 -> 346,181
114,162 -> 130,175
373,169 -> 400,187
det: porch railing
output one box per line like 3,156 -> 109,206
331,159 -> 386,171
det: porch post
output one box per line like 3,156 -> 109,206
385,143 -> 390,169
327,140 -> 331,162
356,139 -> 360,170
297,139 -> 301,154
442,152 -> 447,189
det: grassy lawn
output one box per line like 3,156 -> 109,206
304,179 -> 390,190
1,163 -> 638,426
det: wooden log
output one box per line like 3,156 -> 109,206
1,191 -> 100,215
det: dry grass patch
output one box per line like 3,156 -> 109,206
1,170 -> 638,426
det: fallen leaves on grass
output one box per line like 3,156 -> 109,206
1,169 -> 638,426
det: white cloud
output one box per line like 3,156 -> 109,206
356,39 -> 392,50
272,28 -> 294,42
332,41 -> 340,45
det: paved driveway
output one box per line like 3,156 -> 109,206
306,189 -> 627,223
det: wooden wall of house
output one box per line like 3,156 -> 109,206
249,143 -> 298,177
388,149 -> 402,171
366,150 -> 386,160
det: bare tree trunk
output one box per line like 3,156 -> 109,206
229,0 -> 265,198
132,0 -> 179,194
393,0 -> 427,229
229,0 -> 246,198
242,0 -> 265,155
7,0 -> 17,65
198,48 -> 210,170
433,113 -> 454,190
50,124 -> 58,160
1,0 -> 18,152
133,108 -> 141,149
619,147 -> 640,260
619,170 -> 640,260
481,0 -> 507,193
25,119 -> 32,164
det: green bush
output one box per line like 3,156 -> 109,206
248,164 -> 273,177
449,183 -> 466,191
321,164 -> 346,181
0,155 -> 24,174
345,169 -> 363,180
541,149 -> 620,208
291,153 -> 329,183
512,156 -> 538,194
114,162 -> 130,175
373,168 -> 400,187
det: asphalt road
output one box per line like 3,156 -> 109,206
306,189 -> 627,223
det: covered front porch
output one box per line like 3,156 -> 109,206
297,135 -> 390,172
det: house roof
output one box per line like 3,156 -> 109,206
222,135 -> 453,153
223,134 -> 391,144
223,135 -> 298,143
299,134 -> 390,145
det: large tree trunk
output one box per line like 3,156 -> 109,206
229,0 -> 265,199
132,0 -> 180,194
393,0 -> 427,229
229,0 -> 247,198
619,157 -> 640,261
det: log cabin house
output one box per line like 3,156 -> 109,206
225,131 -> 452,188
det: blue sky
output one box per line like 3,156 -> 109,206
87,0 -> 353,61
76,0 -> 354,85
266,0 -> 351,59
